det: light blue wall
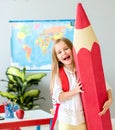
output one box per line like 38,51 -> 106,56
0,0 -> 115,117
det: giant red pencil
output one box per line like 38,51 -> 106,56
73,3 -> 112,130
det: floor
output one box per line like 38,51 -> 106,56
20,119 -> 115,130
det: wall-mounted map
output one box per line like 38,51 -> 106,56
10,19 -> 75,71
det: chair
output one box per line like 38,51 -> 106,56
0,104 -> 4,113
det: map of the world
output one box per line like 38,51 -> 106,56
10,19 -> 75,71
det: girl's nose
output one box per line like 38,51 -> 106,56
62,50 -> 65,55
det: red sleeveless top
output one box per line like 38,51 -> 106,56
50,67 -> 69,130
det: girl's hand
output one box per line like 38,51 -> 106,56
74,78 -> 84,94
50,108 -> 55,115
58,78 -> 84,102
98,99 -> 112,116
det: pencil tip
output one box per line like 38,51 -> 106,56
75,3 -> 90,29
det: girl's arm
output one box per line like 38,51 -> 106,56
58,80 -> 84,102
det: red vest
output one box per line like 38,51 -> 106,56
50,67 -> 69,130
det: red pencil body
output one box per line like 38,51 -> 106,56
73,3 -> 112,130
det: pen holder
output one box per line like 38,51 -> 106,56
5,105 -> 14,118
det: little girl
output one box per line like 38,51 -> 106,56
50,37 -> 112,130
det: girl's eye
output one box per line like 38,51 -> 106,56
57,51 -> 61,55
64,47 -> 69,50
56,47 -> 69,55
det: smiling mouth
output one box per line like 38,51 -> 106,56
63,56 -> 70,60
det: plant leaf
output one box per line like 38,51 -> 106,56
6,66 -> 23,82
0,91 -> 17,99
23,89 -> 40,100
25,73 -> 46,82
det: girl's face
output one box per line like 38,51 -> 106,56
55,41 -> 73,67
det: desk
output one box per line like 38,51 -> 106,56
0,109 -> 53,130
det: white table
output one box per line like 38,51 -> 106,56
0,109 -> 53,130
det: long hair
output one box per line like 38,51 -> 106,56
50,37 -> 74,92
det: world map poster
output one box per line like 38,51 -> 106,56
10,19 -> 75,71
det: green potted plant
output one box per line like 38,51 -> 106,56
0,66 -> 46,110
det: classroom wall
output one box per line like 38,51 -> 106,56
0,0 -> 115,117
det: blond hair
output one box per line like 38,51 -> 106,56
50,37 -> 74,93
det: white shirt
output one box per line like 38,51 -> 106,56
52,67 -> 85,125
52,67 -> 111,126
